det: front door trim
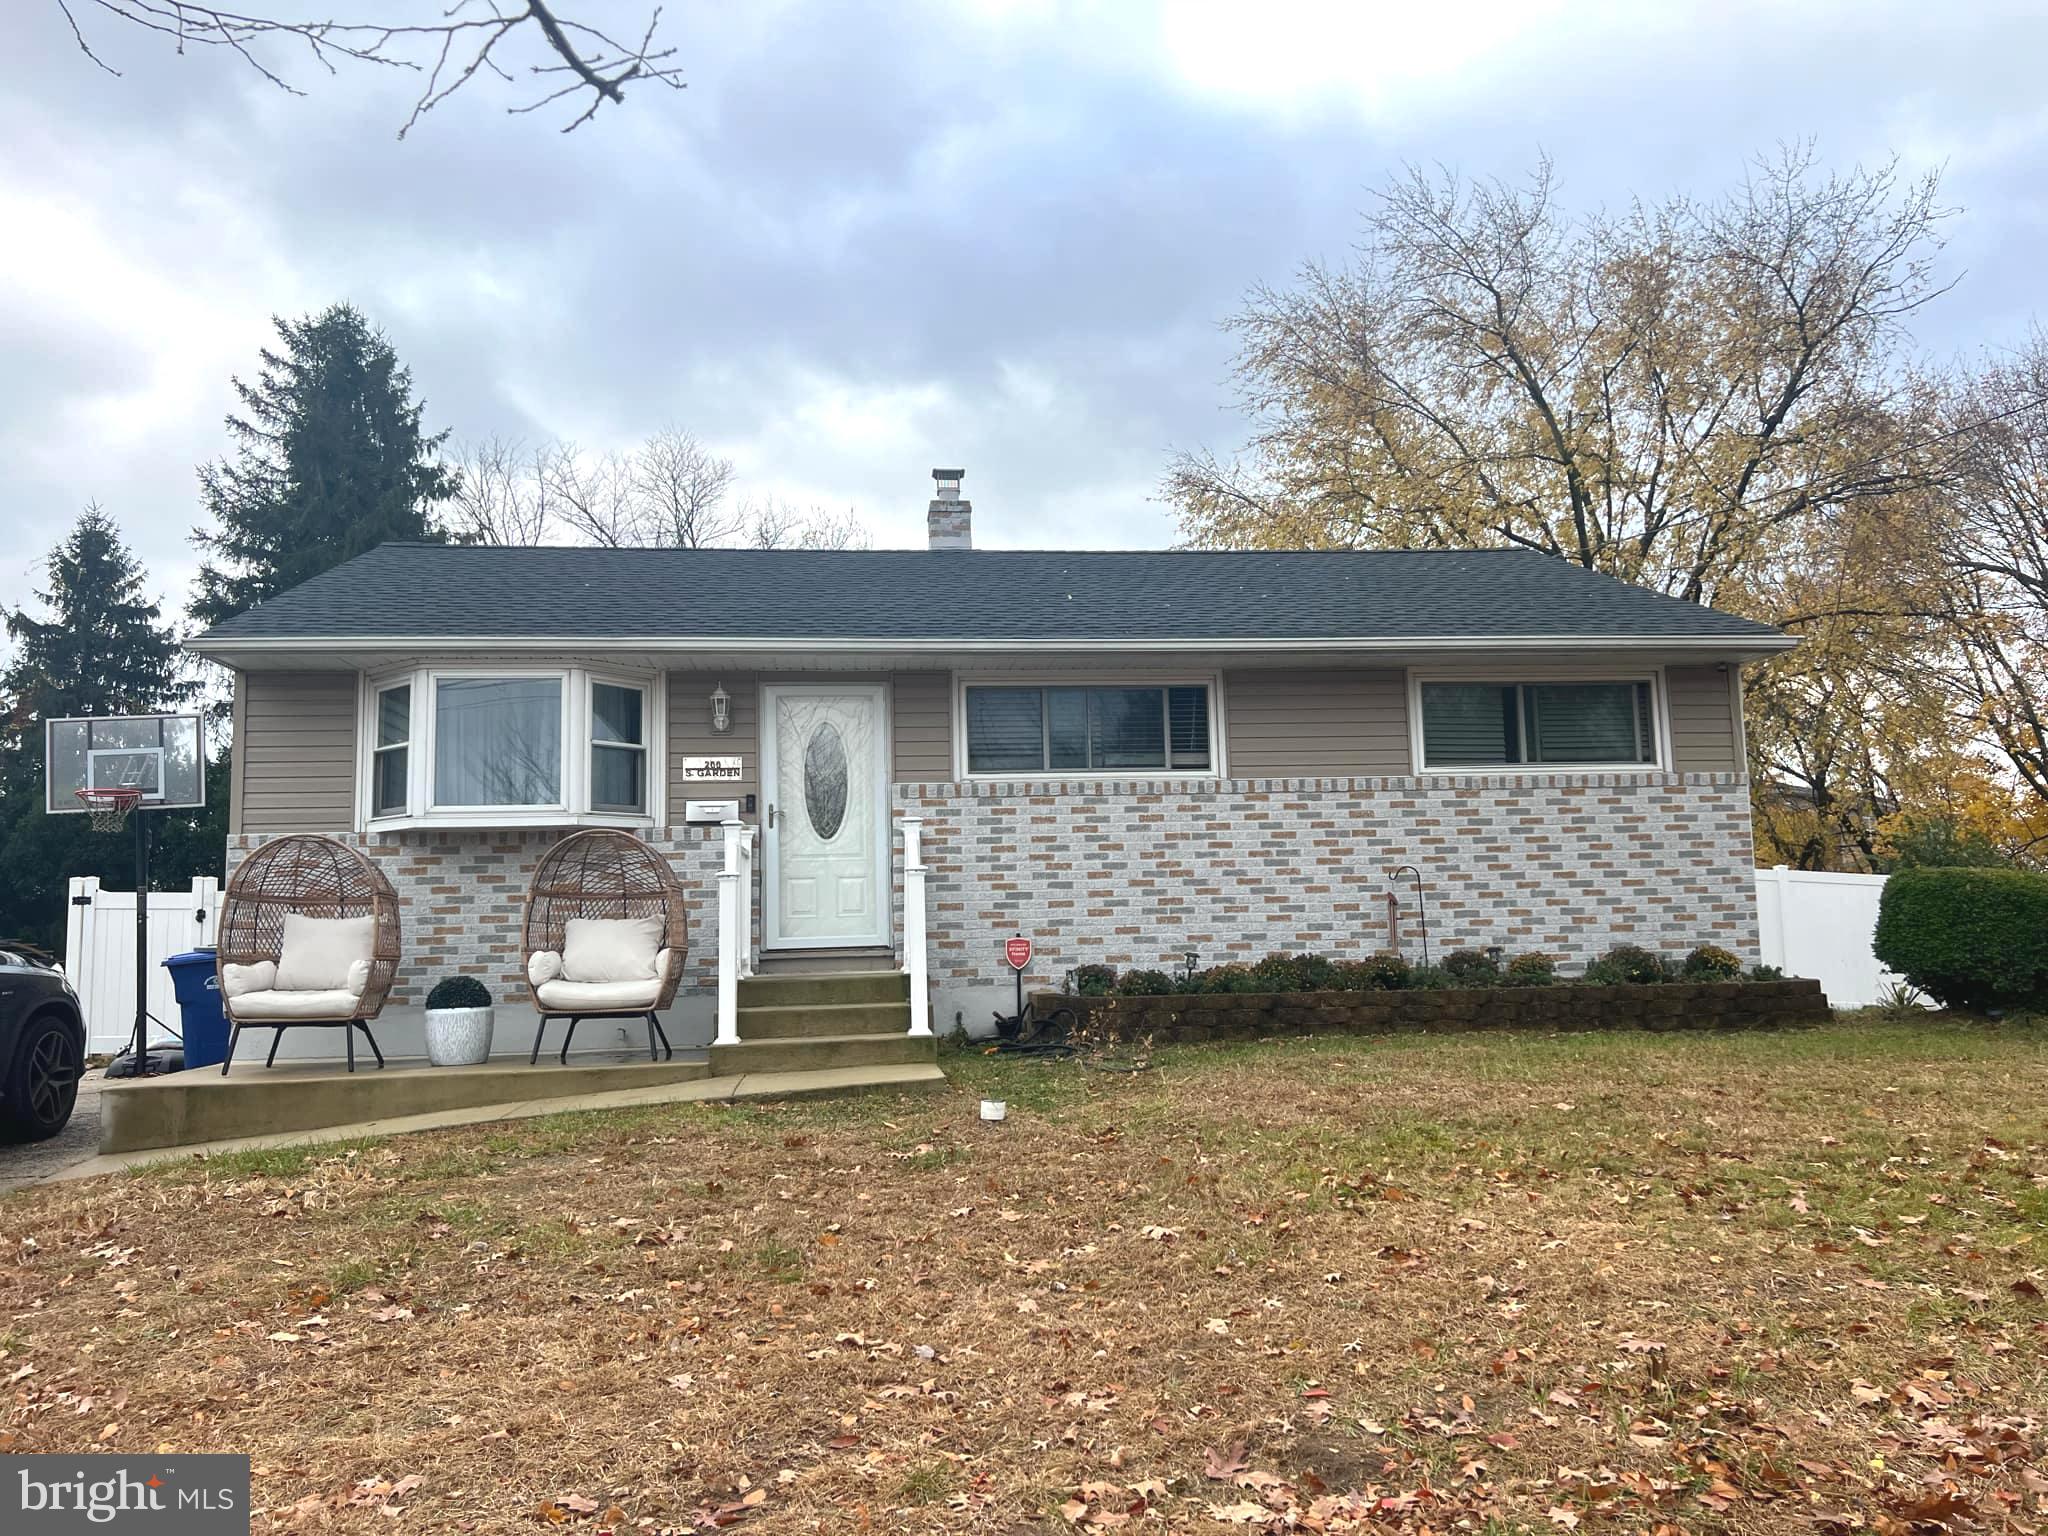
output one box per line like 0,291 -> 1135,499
759,681 -> 892,951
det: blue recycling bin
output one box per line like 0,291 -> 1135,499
163,948 -> 228,1071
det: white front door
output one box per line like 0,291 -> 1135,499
762,684 -> 890,949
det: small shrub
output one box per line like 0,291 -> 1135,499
1441,948 -> 1501,984
1874,866 -> 2048,1011
1069,964 -> 1119,997
1115,968 -> 1177,997
1582,944 -> 1669,985
1357,951 -> 1413,990
1505,951 -> 1558,986
425,975 -> 491,1010
1195,962 -> 1265,995
1406,964 -> 1457,990
1248,953 -> 1306,992
1747,963 -> 1785,982
1681,944 -> 1743,981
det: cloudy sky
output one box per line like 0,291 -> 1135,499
4,0 -> 2045,624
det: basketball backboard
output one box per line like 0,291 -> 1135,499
46,713 -> 206,814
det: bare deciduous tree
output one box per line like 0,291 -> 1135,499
58,1 -> 686,136
743,496 -> 871,551
445,436 -> 556,546
539,443 -> 638,547
632,427 -> 739,548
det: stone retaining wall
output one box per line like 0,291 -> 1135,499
1034,978 -> 1830,1043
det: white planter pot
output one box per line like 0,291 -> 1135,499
424,1005 -> 494,1066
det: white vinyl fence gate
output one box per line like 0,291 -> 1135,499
1752,865 -> 1905,1009
64,876 -> 221,1054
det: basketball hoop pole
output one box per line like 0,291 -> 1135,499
131,803 -> 153,1074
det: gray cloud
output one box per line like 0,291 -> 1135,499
4,0 -> 2045,625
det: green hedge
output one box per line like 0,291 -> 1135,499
1874,866 -> 2048,1011
1066,945 -> 1777,999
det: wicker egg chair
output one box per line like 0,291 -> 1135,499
521,829 -> 687,1064
214,835 -> 401,1075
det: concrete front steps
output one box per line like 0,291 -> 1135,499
713,967 -> 936,1076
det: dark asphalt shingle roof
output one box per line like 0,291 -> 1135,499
191,543 -> 1786,646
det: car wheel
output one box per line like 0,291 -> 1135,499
1,1013 -> 83,1143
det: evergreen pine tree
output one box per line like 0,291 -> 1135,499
190,302 -> 457,627
0,508 -> 212,951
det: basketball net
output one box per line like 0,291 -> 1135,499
76,786 -> 144,835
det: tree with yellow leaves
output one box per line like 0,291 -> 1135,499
1164,147 -> 1966,867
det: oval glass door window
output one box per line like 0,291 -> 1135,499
804,722 -> 849,839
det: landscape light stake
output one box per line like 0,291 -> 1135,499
1390,865 -> 1429,969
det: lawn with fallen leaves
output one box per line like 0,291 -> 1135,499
2,1016 -> 2044,1534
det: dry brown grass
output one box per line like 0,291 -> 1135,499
2,1018 -> 2044,1534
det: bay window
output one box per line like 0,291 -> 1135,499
1418,678 -> 1658,769
964,682 -> 1214,776
364,668 -> 657,825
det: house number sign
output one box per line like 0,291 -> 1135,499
682,756 -> 744,781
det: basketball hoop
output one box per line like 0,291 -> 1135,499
76,786 -> 144,835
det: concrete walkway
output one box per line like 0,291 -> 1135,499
26,1061 -> 948,1187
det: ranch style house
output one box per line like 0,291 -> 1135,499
185,469 -> 1795,1058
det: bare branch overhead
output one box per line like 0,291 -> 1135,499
64,1 -> 687,136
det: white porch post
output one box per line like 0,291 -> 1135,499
901,815 -> 932,1038
716,819 -> 746,1047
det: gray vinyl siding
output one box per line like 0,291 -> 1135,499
1666,664 -> 1743,774
667,668 -> 760,812
1223,669 -> 1411,776
233,670 -> 357,834
891,671 -> 952,781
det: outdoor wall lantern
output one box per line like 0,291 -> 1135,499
708,681 -> 732,736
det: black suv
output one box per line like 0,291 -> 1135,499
0,944 -> 86,1142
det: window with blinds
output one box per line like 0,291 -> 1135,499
965,684 -> 1213,775
1419,680 -> 1656,768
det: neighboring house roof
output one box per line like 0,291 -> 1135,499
188,542 -> 1793,652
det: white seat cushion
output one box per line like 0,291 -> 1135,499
535,977 -> 663,1012
562,917 -> 663,983
276,914 -> 376,992
221,960 -> 277,999
228,988 -> 363,1021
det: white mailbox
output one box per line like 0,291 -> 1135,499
683,799 -> 741,825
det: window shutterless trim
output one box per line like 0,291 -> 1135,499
369,681 -> 411,818
951,673 -> 1226,781
354,664 -> 663,830
1405,665 -> 1670,774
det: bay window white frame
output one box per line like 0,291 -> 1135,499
1406,665 -> 1670,774
356,664 -> 664,830
952,673 -> 1226,781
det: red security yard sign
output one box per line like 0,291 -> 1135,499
1004,936 -> 1033,972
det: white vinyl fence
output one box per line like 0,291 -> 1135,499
63,876 -> 221,1053
1752,865 -> 1904,1008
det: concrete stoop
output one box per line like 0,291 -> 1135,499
95,1047 -> 946,1161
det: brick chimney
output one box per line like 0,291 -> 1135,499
928,468 -> 971,550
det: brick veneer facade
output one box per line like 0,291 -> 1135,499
230,770 -> 1756,1042
895,771 -> 1758,985
226,828 -> 733,1012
